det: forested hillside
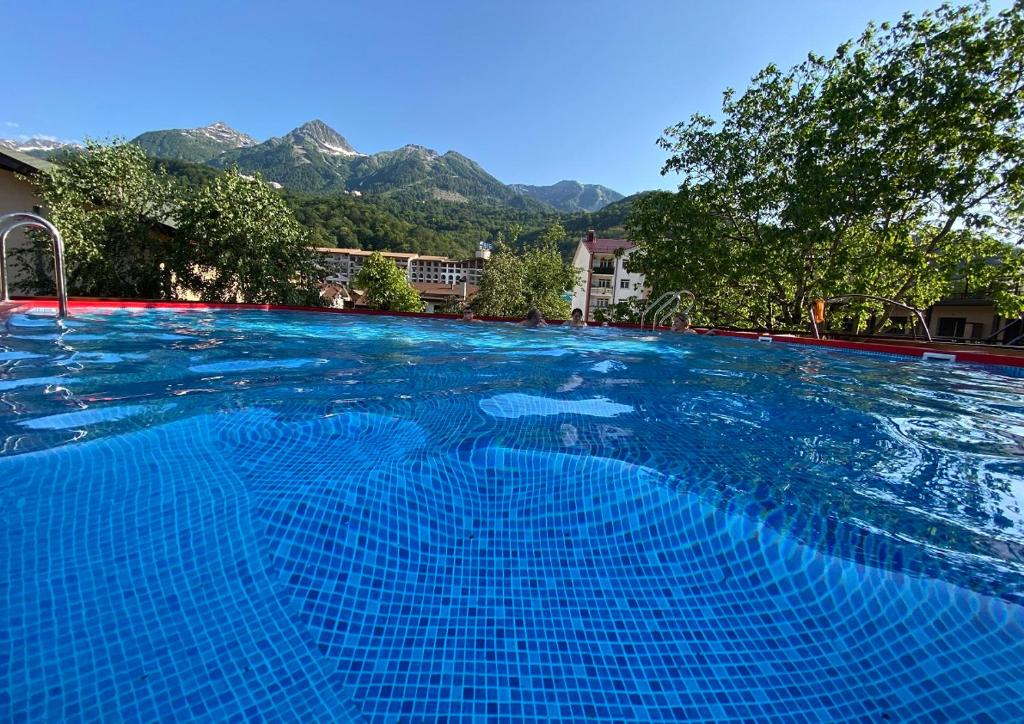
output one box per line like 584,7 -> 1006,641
155,158 -> 637,259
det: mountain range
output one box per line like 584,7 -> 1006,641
509,180 -> 623,213
131,121 -> 257,163
0,120 -> 624,212
0,136 -> 79,155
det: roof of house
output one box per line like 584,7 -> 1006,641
0,147 -> 55,175
348,282 -> 479,308
319,282 -> 351,303
314,247 -> 476,264
412,282 -> 479,299
315,247 -> 416,259
583,238 -> 635,254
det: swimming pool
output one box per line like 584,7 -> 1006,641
2,306 -> 1023,721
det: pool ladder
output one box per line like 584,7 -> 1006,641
807,294 -> 931,343
0,212 -> 69,318
640,290 -> 695,330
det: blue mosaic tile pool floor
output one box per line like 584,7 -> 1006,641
2,309 -> 1024,721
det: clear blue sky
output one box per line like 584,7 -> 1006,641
4,0 -> 1008,195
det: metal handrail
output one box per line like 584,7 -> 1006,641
0,212 -> 69,318
650,295 -> 680,330
639,291 -> 677,329
638,290 -> 697,330
808,294 -> 930,343
654,290 -> 695,329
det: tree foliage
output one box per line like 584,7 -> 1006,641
628,1 -> 1024,330
352,251 -> 424,312
473,222 -> 579,318
20,139 -> 177,298
173,168 -> 324,305
23,143 -> 327,305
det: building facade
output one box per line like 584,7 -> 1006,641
569,231 -> 646,321
317,244 -> 491,312
317,246 -> 489,287
924,294 -> 1020,343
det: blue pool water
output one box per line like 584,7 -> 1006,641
2,307 -> 1023,721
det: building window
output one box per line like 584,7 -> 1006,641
620,280 -> 630,289
937,317 -> 966,338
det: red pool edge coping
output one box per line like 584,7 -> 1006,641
8,296 -> 1024,371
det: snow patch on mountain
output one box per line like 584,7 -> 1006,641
238,172 -> 283,189
0,136 -> 81,153
284,120 -> 363,158
196,122 -> 257,148
319,141 -> 364,157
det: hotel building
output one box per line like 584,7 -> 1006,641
316,244 -> 491,312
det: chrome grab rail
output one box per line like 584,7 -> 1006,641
640,291 -> 676,329
640,290 -> 695,330
0,212 -> 69,318
808,294 -> 930,342
654,290 -> 695,330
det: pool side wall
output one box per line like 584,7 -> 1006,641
9,297 -> 1024,374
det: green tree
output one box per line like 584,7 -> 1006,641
352,251 -> 424,312
605,297 -> 648,324
21,139 -> 178,298
521,234 -> 578,318
538,220 -> 566,248
174,168 -> 324,305
474,222 -> 579,318
628,1 -> 1024,330
438,294 -> 464,314
473,241 -> 527,317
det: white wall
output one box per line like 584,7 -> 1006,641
611,248 -> 645,305
0,169 -> 45,295
569,241 -> 591,316
927,304 -> 998,339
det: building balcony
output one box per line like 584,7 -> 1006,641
592,266 -> 615,275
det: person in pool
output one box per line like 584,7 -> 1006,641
522,308 -> 547,327
459,306 -> 480,322
671,313 -> 697,334
568,308 -> 587,328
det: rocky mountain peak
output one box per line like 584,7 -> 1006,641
398,144 -> 442,160
287,120 -> 362,157
194,122 -> 257,148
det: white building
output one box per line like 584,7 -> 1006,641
316,246 -> 490,287
569,231 -> 646,321
316,243 -> 492,311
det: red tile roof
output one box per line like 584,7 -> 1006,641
412,282 -> 480,299
583,238 -> 635,254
